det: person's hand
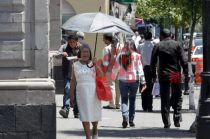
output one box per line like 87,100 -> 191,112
92,57 -> 97,65
140,83 -> 147,93
63,52 -> 68,57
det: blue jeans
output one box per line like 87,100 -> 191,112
119,80 -> 139,120
63,77 -> 70,110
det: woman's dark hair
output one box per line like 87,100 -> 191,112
67,34 -> 78,41
144,32 -> 152,40
103,33 -> 113,43
119,40 -> 137,70
77,43 -> 92,61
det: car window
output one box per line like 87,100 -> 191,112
194,39 -> 203,46
194,47 -> 203,55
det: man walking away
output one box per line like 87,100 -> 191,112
137,32 -> 154,112
151,29 -> 189,128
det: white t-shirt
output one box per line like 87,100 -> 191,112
132,35 -> 141,47
137,41 -> 154,66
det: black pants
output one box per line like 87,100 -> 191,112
141,66 -> 153,111
159,80 -> 183,126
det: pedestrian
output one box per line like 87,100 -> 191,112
70,43 -> 102,139
137,32 -> 154,112
76,31 -> 85,45
151,28 -> 189,128
132,31 -> 141,48
102,33 -> 121,109
58,34 -> 80,118
112,40 -> 146,128
183,37 -> 191,95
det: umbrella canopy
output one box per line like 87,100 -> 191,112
62,12 -> 134,35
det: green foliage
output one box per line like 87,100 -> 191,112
136,0 -> 202,28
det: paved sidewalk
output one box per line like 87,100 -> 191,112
56,88 -> 199,139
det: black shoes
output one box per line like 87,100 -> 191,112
148,109 -> 153,112
174,122 -> 180,127
122,117 -> 128,128
103,105 -> 116,109
129,121 -> 135,127
184,90 -> 190,95
116,106 -> 120,109
74,114 -> 79,118
164,124 -> 171,129
164,122 -> 180,128
59,108 -> 69,118
143,109 -> 153,112
122,117 -> 135,128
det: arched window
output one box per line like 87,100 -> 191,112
61,0 -> 76,24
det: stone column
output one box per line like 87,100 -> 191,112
0,0 -> 59,138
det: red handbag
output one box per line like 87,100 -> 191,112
96,76 -> 112,101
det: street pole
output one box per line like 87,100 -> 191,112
196,0 -> 210,139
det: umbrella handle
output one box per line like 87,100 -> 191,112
93,33 -> 98,57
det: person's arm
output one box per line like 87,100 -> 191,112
150,45 -> 158,82
70,65 -> 76,107
136,54 -> 145,84
102,47 -> 111,73
177,43 -> 189,81
93,58 -> 104,77
56,44 -> 68,58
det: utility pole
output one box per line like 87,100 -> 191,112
196,0 -> 210,138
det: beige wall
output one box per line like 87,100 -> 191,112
65,0 -> 110,58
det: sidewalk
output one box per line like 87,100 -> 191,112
56,88 -> 199,139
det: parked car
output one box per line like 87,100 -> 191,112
192,38 -> 203,51
191,45 -> 203,84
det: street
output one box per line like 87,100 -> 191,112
56,87 -> 200,139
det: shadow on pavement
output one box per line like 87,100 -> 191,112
135,109 -> 196,114
58,127 -> 195,138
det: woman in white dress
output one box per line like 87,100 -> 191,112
70,43 -> 102,139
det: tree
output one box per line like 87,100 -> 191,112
136,0 -> 202,61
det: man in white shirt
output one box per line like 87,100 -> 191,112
137,32 -> 154,112
132,31 -> 141,48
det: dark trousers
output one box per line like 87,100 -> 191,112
159,80 -> 183,126
119,80 -> 139,121
141,66 -> 153,111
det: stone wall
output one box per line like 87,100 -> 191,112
0,0 -> 59,138
0,0 -> 51,79
0,79 -> 56,139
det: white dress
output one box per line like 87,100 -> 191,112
73,61 -> 101,122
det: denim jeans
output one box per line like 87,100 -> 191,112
63,77 -> 70,110
119,80 -> 139,120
